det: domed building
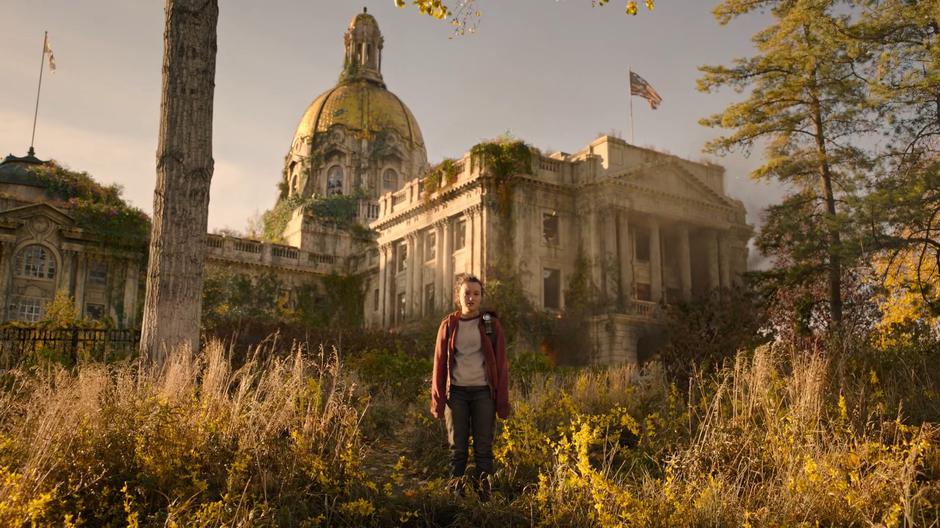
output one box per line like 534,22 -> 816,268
278,9 -> 428,250
0,152 -> 146,327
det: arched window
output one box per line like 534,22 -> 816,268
326,166 -> 344,196
382,168 -> 397,191
15,245 -> 56,280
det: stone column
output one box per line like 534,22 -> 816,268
465,208 -> 477,276
677,225 -> 692,302
479,203 -> 489,282
74,253 -> 87,318
718,232 -> 731,290
378,244 -> 389,327
123,258 -> 140,327
617,211 -> 633,305
0,241 -> 13,321
706,230 -> 720,291
441,218 -> 453,310
58,249 -> 75,297
603,207 -> 619,306
472,205 -> 484,278
405,234 -> 417,319
434,221 -> 445,311
413,231 -> 425,317
387,242 -> 399,324
649,219 -> 663,303
588,207 -> 602,295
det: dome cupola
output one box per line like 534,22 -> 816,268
341,7 -> 385,86
283,9 -> 428,206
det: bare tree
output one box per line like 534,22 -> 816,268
140,0 -> 218,364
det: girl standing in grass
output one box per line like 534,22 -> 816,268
430,274 -> 510,500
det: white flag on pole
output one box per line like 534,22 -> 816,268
43,34 -> 56,73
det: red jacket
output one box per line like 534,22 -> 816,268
430,311 -> 511,420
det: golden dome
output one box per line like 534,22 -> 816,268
293,79 -> 425,149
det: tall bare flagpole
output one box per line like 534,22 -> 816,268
29,31 -> 49,157
629,67 -> 635,144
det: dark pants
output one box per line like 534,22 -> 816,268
445,385 -> 495,479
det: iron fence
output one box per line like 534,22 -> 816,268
0,326 -> 139,369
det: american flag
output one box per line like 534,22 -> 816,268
630,71 -> 661,109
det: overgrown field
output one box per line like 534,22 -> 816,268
1,335 -> 939,527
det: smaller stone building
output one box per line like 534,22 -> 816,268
0,153 -> 144,327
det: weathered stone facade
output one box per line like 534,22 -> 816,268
0,156 -> 143,327
369,135 -> 751,363
0,10 -> 752,364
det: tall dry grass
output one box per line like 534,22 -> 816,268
515,343 -> 940,527
1,339 -> 938,527
0,341 -> 368,527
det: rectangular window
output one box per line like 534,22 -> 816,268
636,283 -> 652,301
635,229 -> 650,262
396,241 -> 408,273
425,231 -> 436,261
373,288 -> 379,312
665,287 -> 681,305
86,303 -> 106,320
396,292 -> 407,321
11,297 -> 43,322
543,268 -> 561,310
425,283 -> 435,315
454,219 -> 466,250
542,213 -> 559,246
88,262 -> 108,287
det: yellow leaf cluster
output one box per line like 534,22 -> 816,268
871,247 -> 940,347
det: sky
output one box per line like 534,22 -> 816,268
0,0 -> 786,262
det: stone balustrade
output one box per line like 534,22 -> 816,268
204,234 -> 342,273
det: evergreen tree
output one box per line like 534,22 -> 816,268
855,0 -> 940,312
698,0 -> 875,327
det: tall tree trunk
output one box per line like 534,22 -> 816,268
140,0 -> 218,365
811,93 -> 844,324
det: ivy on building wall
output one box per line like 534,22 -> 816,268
261,195 -> 305,241
260,191 -> 375,242
25,163 -> 151,248
548,247 -> 597,365
484,271 -> 553,352
470,138 -> 533,271
469,138 -> 532,217
339,57 -> 360,82
422,158 -> 460,200
67,199 -> 151,248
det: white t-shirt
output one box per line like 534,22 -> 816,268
451,315 -> 488,386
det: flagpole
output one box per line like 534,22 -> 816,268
29,31 -> 48,157
629,67 -> 635,145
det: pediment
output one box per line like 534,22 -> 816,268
617,161 -> 732,207
0,202 -> 74,226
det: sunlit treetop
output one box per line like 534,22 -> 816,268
396,0 -> 656,36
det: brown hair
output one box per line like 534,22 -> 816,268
453,273 -> 484,311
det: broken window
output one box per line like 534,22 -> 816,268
425,231 -> 436,261
454,219 -> 467,250
543,268 -> 561,309
635,229 -> 650,262
542,213 -> 559,246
